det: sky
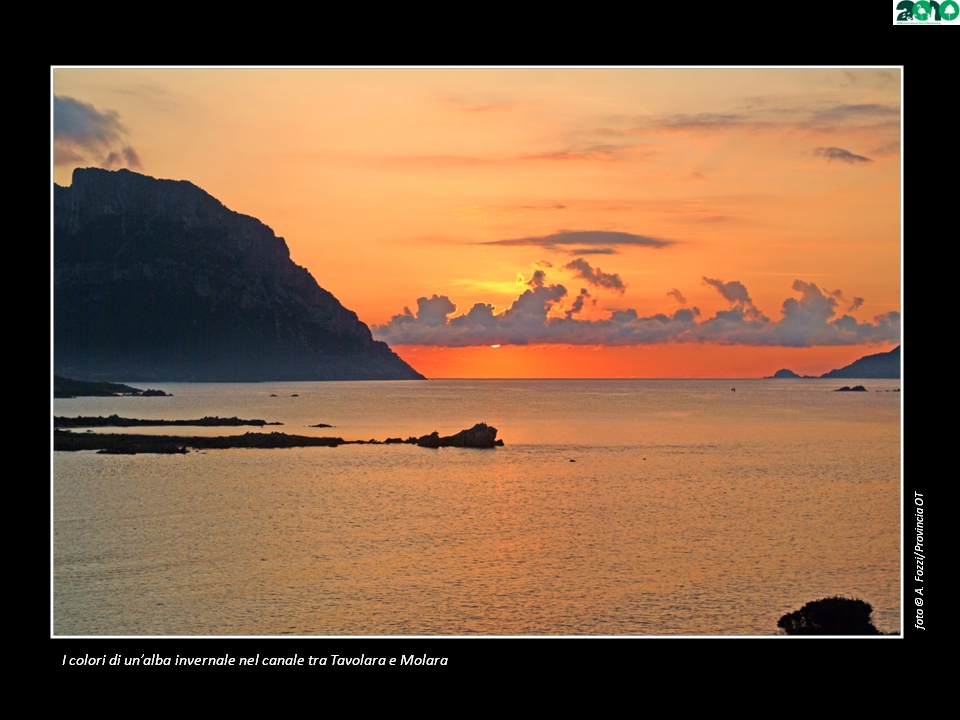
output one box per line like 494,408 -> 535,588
52,68 -> 901,378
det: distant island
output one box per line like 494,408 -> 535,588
54,168 -> 423,382
765,345 -> 899,379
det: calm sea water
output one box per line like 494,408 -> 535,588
53,379 -> 901,635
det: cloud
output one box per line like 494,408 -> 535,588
563,258 -> 626,293
395,294 -> 458,327
813,147 -> 873,164
115,83 -> 178,111
525,269 -> 548,289
807,104 -> 900,127
702,276 -> 767,320
372,272 -> 899,349
658,112 -> 763,131
571,248 -> 617,255
478,230 -> 674,254
667,288 -> 686,305
565,288 -> 592,319
523,145 -> 623,162
54,95 -> 142,170
624,101 -> 899,137
871,139 -> 901,157
442,95 -> 514,114
825,289 -> 865,312
54,95 -> 124,148
102,146 -> 143,170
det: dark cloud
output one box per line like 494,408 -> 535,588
565,288 -> 592,319
563,258 -> 626,293
703,276 -> 768,321
667,288 -> 686,305
703,277 -> 750,304
372,274 -> 899,349
525,269 -> 548,289
813,147 -> 873,164
102,146 -> 143,170
824,290 -> 865,313
54,95 -> 142,170
54,95 -> 124,147
401,294 -> 458,327
479,230 -> 674,254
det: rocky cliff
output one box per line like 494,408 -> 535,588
54,168 -> 424,381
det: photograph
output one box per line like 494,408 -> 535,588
52,67 -> 902,638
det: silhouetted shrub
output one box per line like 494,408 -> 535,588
777,596 -> 881,635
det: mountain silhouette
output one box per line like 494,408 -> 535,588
765,345 -> 900,379
819,345 -> 900,379
54,168 -> 424,382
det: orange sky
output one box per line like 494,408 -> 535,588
52,68 -> 901,377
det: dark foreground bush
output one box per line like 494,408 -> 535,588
778,596 -> 881,635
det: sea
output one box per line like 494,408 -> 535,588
52,378 -> 902,636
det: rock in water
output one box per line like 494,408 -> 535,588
54,168 -> 424,382
416,423 -> 501,449
416,431 -> 442,449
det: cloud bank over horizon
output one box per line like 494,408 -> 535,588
372,267 -> 899,348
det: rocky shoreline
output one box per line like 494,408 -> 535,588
54,376 -> 171,399
54,423 -> 503,454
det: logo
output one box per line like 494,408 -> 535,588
895,0 -> 959,21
